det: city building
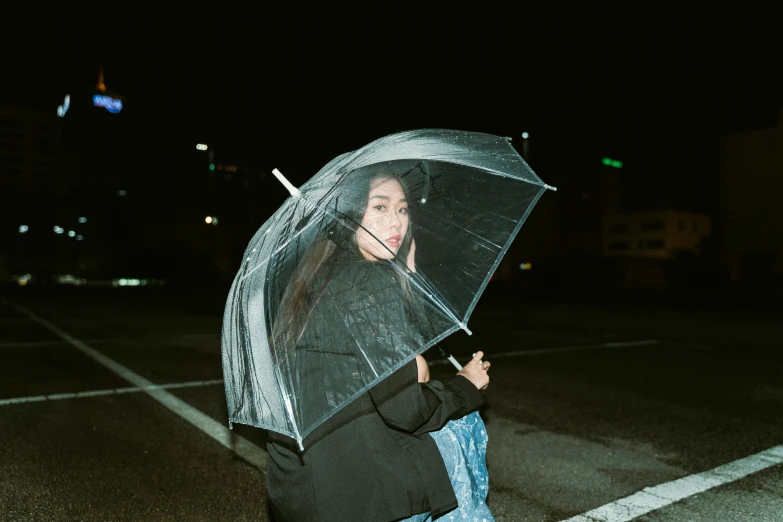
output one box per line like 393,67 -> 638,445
2,66 -> 282,283
0,104 -> 65,206
719,108 -> 783,285
60,66 -> 148,210
152,136 -> 276,280
601,209 -> 712,290
1,67 -> 181,279
504,163 -> 623,289
0,105 -> 65,277
602,209 -> 712,259
53,67 -> 182,277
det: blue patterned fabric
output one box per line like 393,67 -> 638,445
400,411 -> 494,521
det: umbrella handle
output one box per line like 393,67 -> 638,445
272,168 -> 301,198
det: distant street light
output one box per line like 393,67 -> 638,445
205,216 -> 213,224
196,144 -> 208,151
19,225 -> 29,233
521,132 -> 530,161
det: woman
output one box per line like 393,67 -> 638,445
266,166 -> 492,522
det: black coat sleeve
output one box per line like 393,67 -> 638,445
368,359 -> 483,435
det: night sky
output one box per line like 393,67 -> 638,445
3,3 -> 781,211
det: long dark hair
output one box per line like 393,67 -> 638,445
271,167 -> 415,360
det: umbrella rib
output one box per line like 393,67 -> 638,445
238,200 -> 323,284
239,187 -> 357,285
463,184 -> 549,325
348,145 -> 551,188
385,260 -> 467,333
500,138 -> 557,191
263,261 -> 303,444
412,203 -> 503,252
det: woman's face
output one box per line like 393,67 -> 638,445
356,177 -> 409,261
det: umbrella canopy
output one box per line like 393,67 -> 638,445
222,129 -> 555,448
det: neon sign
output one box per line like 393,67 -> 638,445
602,157 -> 623,169
93,94 -> 123,114
57,94 -> 70,117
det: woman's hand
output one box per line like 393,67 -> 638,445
457,351 -> 490,390
415,354 -> 430,382
406,238 -> 416,273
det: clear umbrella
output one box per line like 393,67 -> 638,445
221,129 -> 556,449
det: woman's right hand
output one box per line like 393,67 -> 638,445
406,238 -> 416,273
458,351 -> 490,390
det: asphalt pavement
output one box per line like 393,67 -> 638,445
1,284 -> 782,521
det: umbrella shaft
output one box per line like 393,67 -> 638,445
447,355 -> 463,371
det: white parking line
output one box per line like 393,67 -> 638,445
5,301 -> 267,471
0,379 -> 224,406
561,445 -> 783,522
429,339 -> 660,365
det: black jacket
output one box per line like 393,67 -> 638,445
266,260 -> 483,522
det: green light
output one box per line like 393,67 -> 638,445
602,157 -> 623,169
209,163 -> 215,171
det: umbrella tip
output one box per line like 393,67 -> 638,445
272,168 -> 301,198
543,183 -> 558,192
459,323 -> 472,336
